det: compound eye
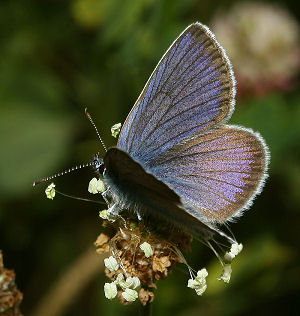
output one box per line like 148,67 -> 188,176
93,155 -> 104,174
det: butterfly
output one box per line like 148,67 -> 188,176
37,22 -> 270,241
93,22 -> 270,241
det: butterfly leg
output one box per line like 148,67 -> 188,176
101,189 -> 111,205
107,204 -> 128,229
107,203 -> 120,216
136,210 -> 142,221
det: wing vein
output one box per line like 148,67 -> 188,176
128,27 -> 203,152
135,61 -> 225,152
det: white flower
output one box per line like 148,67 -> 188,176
111,123 -> 122,138
115,273 -> 124,285
88,178 -> 106,194
224,252 -> 234,262
119,276 -> 141,290
231,243 -> 243,256
224,243 -> 243,262
218,264 -> 232,283
187,279 -> 207,296
187,268 -> 208,296
130,276 -> 141,289
211,2 -> 300,88
121,288 -> 138,302
195,284 -> 207,296
99,210 -> 109,220
196,268 -> 208,281
104,282 -> 117,300
104,256 -> 119,272
45,183 -> 56,200
96,178 -> 106,193
99,209 -> 116,223
139,242 -> 153,258
88,178 -> 99,194
187,278 -> 198,289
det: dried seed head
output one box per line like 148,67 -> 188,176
0,252 -> 23,315
95,219 -> 193,305
139,288 -> 155,306
94,233 -> 110,254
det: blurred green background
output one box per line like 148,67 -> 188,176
0,0 -> 299,315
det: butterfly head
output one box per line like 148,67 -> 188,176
93,153 -> 105,175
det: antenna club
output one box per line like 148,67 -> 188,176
32,179 -> 45,187
85,107 -> 91,119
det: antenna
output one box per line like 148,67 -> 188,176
32,161 -> 95,186
85,108 -> 107,152
33,109 -> 107,186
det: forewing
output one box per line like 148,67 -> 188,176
147,125 -> 269,223
117,22 -> 235,162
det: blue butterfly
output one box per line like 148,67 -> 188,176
95,22 -> 270,240
37,23 -> 270,241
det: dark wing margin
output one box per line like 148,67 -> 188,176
117,22 -> 236,162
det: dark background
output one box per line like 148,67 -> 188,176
0,0 -> 299,315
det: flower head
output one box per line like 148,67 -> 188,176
119,276 -> 141,290
211,2 -> 300,95
139,242 -> 153,258
88,178 -> 106,194
111,123 -> 122,138
99,209 -> 116,222
224,243 -> 243,263
121,288 -> 138,302
45,183 -> 56,200
115,273 -> 124,284
218,264 -> 232,283
0,251 -> 23,313
187,268 -> 208,296
95,219 -> 193,305
104,256 -> 119,272
104,282 -> 117,300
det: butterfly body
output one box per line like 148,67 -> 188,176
97,22 -> 269,240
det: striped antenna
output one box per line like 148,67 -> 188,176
85,108 -> 107,152
32,161 -> 95,186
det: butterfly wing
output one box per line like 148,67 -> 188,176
146,125 -> 269,223
113,22 -> 269,225
117,22 -> 235,162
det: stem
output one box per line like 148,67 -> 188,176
56,190 -> 106,205
30,247 -> 105,316
139,302 -> 152,316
